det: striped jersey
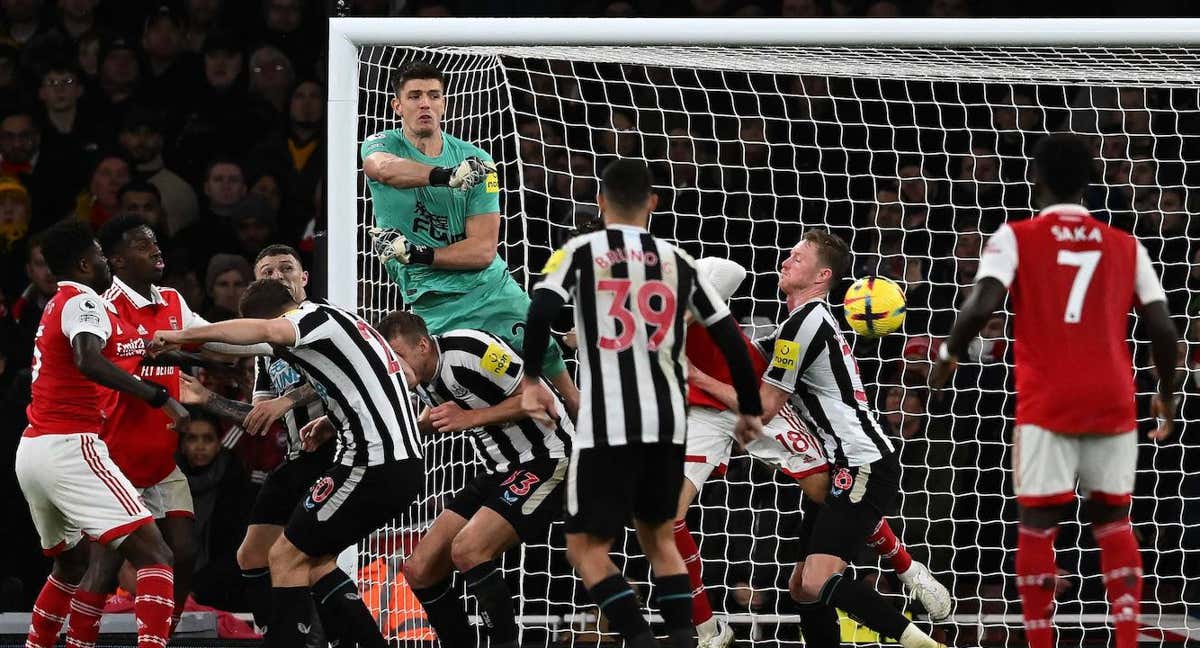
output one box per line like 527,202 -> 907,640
279,301 -> 422,466
415,329 -> 572,473
535,224 -> 730,448
761,298 -> 894,466
252,353 -> 328,461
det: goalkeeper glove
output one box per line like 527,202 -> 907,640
428,156 -> 496,191
368,227 -> 435,265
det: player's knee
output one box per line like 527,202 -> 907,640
1019,504 -> 1068,530
401,551 -> 438,589
236,541 -> 266,571
170,534 -> 196,571
1084,497 -> 1130,525
799,565 -> 838,602
266,536 -> 305,575
449,532 -> 491,572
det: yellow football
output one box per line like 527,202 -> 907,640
843,276 -> 906,338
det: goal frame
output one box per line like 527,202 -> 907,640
324,16 -> 1200,311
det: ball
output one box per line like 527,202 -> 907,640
843,276 -> 907,338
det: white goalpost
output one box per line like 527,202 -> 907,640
327,18 -> 1200,646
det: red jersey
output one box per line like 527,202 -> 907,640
975,204 -> 1166,434
685,321 -> 767,410
25,281 -> 147,436
99,277 -> 202,486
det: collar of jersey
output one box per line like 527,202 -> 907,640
57,280 -> 100,296
430,334 -> 445,386
788,296 -> 829,316
1037,203 -> 1089,219
109,275 -> 164,308
607,223 -> 648,233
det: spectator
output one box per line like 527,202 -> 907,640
1,111 -> 83,229
246,44 -> 294,130
117,179 -> 168,233
248,78 -> 322,241
6,235 -> 54,369
117,106 -> 200,235
229,194 -> 275,260
882,385 -> 928,440
178,413 -> 251,611
182,0 -> 223,53
202,156 -> 247,216
75,29 -> 101,80
0,175 -> 31,299
36,63 -> 101,161
92,36 -> 144,136
72,152 -> 129,229
141,3 -> 204,124
176,31 -> 253,179
247,167 -> 281,214
203,252 -> 250,320
0,0 -> 47,46
0,44 -> 20,115
261,0 -> 316,78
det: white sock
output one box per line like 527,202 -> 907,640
696,616 -> 719,640
899,623 -> 940,648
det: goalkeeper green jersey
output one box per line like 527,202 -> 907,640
360,129 -> 505,303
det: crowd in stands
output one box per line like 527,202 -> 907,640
0,0 -> 1194,639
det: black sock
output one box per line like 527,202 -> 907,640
266,586 -> 313,648
588,574 -> 657,648
824,574 -> 910,642
653,573 -> 695,648
311,568 -> 387,648
796,601 -> 842,648
240,567 -> 272,630
412,576 -> 475,648
464,561 -> 518,647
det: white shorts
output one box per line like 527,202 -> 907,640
684,406 -> 828,491
140,466 -> 195,520
1012,424 -> 1137,507
15,432 -> 152,555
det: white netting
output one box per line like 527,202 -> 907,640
351,44 -> 1199,647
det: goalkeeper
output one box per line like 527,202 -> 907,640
362,61 -> 578,416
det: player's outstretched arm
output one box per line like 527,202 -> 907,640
72,332 -> 189,428
428,212 -> 500,270
152,318 -> 297,351
930,277 -> 1008,389
521,288 -> 566,426
1141,299 -> 1180,440
364,152 -> 495,191
427,392 -> 526,434
691,367 -> 739,410
178,373 -> 253,426
704,314 -> 764,417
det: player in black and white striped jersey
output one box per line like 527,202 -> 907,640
520,159 -> 763,648
743,230 -> 946,648
376,312 -> 572,648
151,278 -> 423,648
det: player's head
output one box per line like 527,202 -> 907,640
598,158 -> 658,226
1033,132 -> 1093,204
254,243 -> 308,302
391,61 -> 445,139
97,214 -> 163,284
40,219 -> 111,292
779,229 -> 849,297
238,277 -> 298,319
375,311 -> 437,383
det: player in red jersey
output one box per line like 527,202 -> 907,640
681,258 -> 950,647
931,133 -> 1179,648
15,220 -> 187,648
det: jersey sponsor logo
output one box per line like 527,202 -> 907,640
542,249 -> 567,274
412,200 -> 465,245
1052,224 -> 1102,243
485,172 -> 499,193
116,337 -> 147,358
771,339 -> 800,371
268,360 -> 303,393
480,343 -> 512,376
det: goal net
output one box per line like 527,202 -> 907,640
333,21 -> 1200,647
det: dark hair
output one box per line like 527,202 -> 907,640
118,179 -> 162,202
802,229 -> 851,280
185,411 -> 221,437
39,61 -> 83,82
204,156 -> 244,180
1034,133 -> 1093,199
41,219 -> 97,277
600,158 -> 654,211
238,278 -> 296,319
254,243 -> 304,267
97,214 -> 152,256
375,310 -> 429,344
391,60 -> 445,95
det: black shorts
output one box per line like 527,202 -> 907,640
284,459 -> 423,557
446,456 -> 568,543
800,452 -> 901,563
563,443 -> 684,540
249,445 -> 335,526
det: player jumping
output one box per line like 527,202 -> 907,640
931,133 -> 1179,648
740,229 -> 947,648
377,311 -> 573,648
681,257 -> 952,647
521,159 -> 764,648
16,220 -> 186,648
361,59 -> 580,418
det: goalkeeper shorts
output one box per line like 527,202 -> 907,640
414,277 -> 568,379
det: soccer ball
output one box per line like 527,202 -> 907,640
843,276 -> 906,338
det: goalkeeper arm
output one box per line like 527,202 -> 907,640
364,152 -> 495,190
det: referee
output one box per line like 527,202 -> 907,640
361,60 -> 579,418
745,230 -> 946,648
151,279 -> 424,648
521,159 -> 763,648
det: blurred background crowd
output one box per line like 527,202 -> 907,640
0,0 -> 1193,644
